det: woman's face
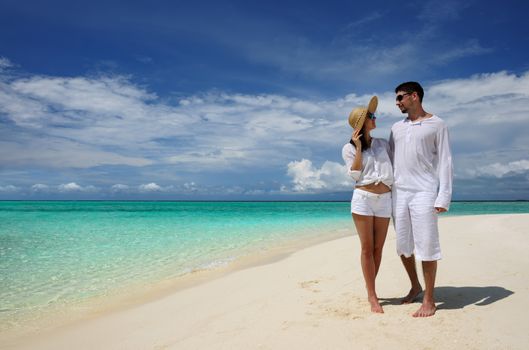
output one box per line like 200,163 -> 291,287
363,115 -> 376,132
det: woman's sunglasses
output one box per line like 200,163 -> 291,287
396,92 -> 412,102
367,112 -> 376,120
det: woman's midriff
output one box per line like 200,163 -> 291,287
355,182 -> 391,194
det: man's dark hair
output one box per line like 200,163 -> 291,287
395,81 -> 424,102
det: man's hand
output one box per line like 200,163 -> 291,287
435,207 -> 447,213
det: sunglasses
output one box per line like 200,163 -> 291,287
367,112 -> 376,120
396,92 -> 412,102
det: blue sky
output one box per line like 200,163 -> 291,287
1,0 -> 529,200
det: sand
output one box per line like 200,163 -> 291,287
2,214 -> 528,350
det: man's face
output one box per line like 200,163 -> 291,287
395,91 -> 413,114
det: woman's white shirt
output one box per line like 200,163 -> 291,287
341,138 -> 394,187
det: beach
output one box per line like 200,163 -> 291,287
1,213 -> 528,349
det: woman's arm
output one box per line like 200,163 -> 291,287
341,130 -> 363,181
351,129 -> 363,172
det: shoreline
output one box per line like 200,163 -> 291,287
2,213 -> 529,349
2,199 -> 529,202
0,224 -> 352,342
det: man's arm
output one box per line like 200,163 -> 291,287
388,129 -> 395,165
434,123 -> 453,211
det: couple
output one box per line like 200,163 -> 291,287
341,82 -> 453,317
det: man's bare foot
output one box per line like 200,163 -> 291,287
412,302 -> 436,317
401,286 -> 423,304
368,296 -> 384,313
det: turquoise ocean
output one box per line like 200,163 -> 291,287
1,201 -> 529,330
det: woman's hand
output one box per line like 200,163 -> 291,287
352,129 -> 363,150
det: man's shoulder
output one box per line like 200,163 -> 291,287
430,114 -> 445,122
430,115 -> 448,128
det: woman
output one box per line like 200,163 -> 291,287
341,96 -> 393,313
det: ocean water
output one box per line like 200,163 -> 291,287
1,200 -> 528,330
0,201 -> 351,330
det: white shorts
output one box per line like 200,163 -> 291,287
350,188 -> 392,218
392,189 -> 441,261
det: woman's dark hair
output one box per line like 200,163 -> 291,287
350,125 -> 371,150
395,81 -> 424,102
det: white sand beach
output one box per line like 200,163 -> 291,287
2,214 -> 529,349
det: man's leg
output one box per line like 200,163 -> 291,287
413,261 -> 437,317
409,191 -> 440,317
393,189 -> 423,303
400,255 -> 423,304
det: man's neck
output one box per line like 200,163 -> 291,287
407,108 -> 430,121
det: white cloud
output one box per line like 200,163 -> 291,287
3,75 -> 195,139
0,185 -> 18,192
427,71 -> 529,124
286,159 -> 351,193
138,182 -> 162,192
0,57 -> 13,70
287,159 -> 326,191
476,159 -> 529,178
138,182 -> 174,192
183,182 -> 198,192
111,184 -> 130,192
58,182 -> 82,192
31,184 -> 50,192
57,182 -> 97,192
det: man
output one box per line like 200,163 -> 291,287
389,81 -> 453,317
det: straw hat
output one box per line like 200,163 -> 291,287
348,96 -> 378,130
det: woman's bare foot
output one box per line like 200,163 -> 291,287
368,295 -> 384,313
401,286 -> 423,304
412,301 -> 436,317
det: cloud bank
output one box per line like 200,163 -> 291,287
1,63 -> 529,198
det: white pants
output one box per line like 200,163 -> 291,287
392,189 -> 441,261
351,188 -> 392,218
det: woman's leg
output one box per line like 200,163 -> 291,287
373,216 -> 390,277
352,213 -> 383,313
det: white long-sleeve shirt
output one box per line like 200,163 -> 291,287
389,115 -> 453,210
342,138 -> 393,188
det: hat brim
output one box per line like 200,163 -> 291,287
348,96 -> 378,130
367,96 -> 378,114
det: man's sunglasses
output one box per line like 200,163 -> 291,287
396,92 -> 412,102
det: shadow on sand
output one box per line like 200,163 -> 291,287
379,286 -> 514,310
